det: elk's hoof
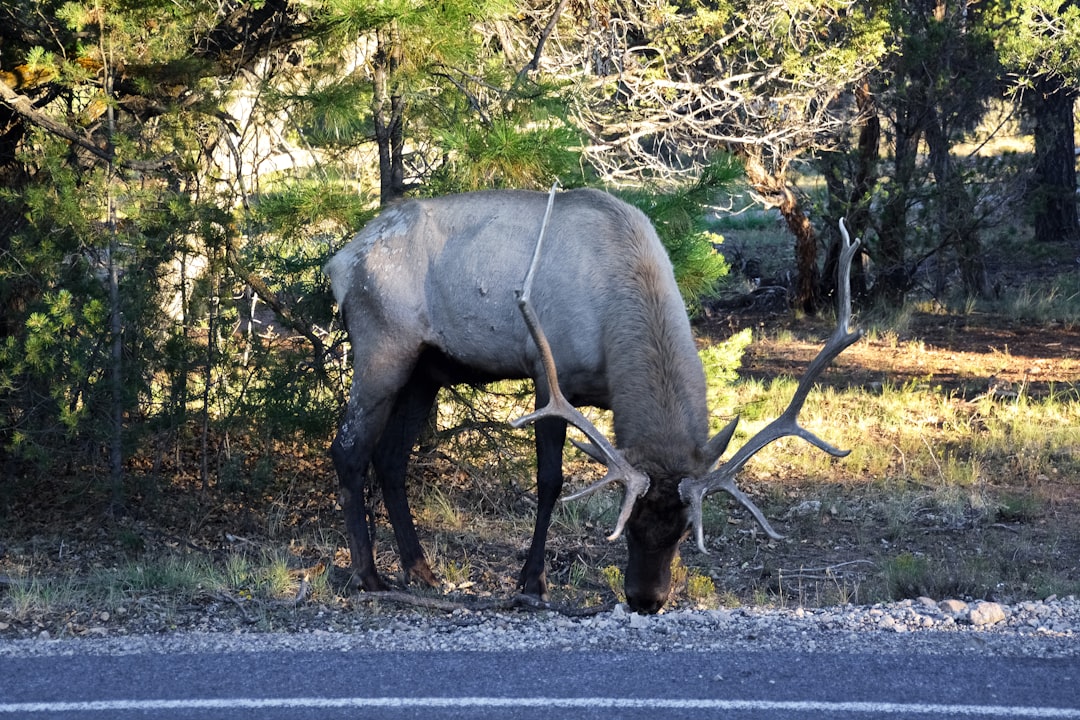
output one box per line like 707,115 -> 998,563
518,571 -> 550,602
404,559 -> 439,588
352,570 -> 391,593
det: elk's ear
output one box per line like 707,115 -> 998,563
702,416 -> 739,467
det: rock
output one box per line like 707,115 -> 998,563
968,601 -> 1007,627
784,500 -> 821,519
629,612 -> 650,630
939,599 -> 968,617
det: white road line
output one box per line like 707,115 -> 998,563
0,697 -> 1077,716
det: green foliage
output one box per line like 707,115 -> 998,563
252,179 -> 376,244
430,117 -> 583,193
997,0 -> 1080,90
619,157 -> 741,307
700,327 -> 754,428
601,565 -> 625,601
288,78 -> 375,147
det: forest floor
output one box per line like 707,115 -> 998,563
2,266 -> 1079,638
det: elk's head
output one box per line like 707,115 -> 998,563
620,473 -> 693,614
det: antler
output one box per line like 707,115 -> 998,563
679,219 -> 863,553
511,184 -> 651,541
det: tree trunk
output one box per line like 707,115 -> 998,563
744,155 -> 820,315
373,24 -> 406,205
923,108 -> 989,299
781,187 -> 821,316
1030,81 -> 1080,245
875,107 -> 920,307
821,82 -> 878,304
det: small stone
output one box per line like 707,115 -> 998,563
785,500 -> 821,518
968,601 -> 1007,627
916,596 -> 938,609
629,612 -> 650,629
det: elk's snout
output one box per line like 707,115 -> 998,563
626,587 -> 669,615
624,535 -> 679,615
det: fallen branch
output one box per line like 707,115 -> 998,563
350,590 -> 615,617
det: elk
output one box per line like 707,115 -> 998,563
325,186 -> 861,613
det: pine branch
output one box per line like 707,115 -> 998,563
0,81 -> 171,171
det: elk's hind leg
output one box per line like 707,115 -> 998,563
372,371 -> 441,588
332,325 -> 422,592
331,396 -> 396,592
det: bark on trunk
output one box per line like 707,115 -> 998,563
1030,82 -> 1080,245
744,155 -> 820,315
875,108 -> 920,308
822,83 -> 879,304
373,24 -> 406,205
781,188 -> 821,316
923,108 -> 989,299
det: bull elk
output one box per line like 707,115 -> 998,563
325,186 -> 861,613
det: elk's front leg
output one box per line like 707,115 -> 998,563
518,415 -> 566,599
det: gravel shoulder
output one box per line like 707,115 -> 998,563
2,596 -> 1077,659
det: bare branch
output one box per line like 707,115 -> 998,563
518,0 -> 570,80
224,243 -> 327,373
0,81 -> 172,171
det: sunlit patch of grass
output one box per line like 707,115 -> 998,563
438,557 -> 472,588
418,486 -> 465,531
107,555 -> 218,598
260,553 -> 297,599
223,552 -> 254,590
1004,280 -> 1080,326
863,301 -> 918,338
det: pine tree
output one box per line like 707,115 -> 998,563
998,0 -> 1080,246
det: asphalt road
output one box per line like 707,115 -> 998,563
2,647 -> 1078,719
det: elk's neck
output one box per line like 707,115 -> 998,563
604,245 -> 709,472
